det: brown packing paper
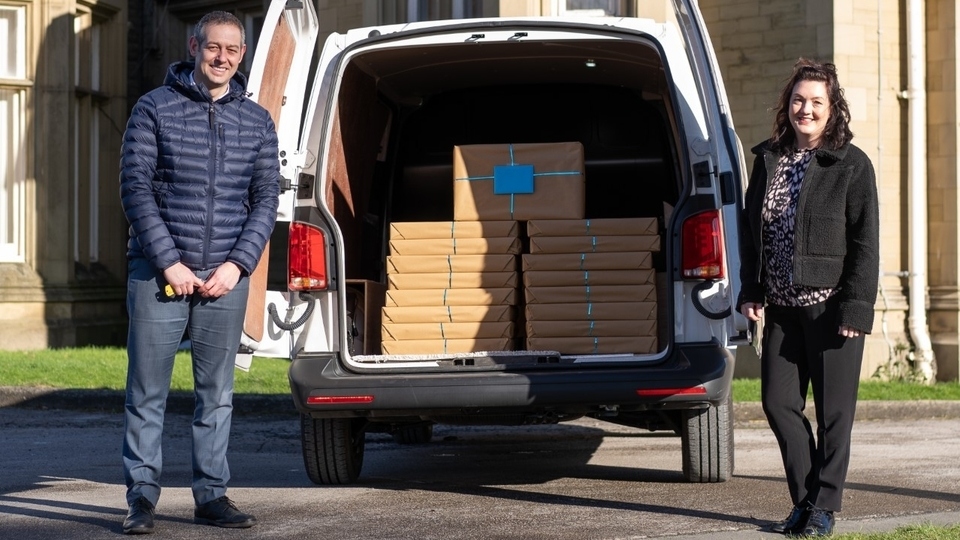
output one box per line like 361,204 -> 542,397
389,271 -> 518,290
380,338 -> 514,355
526,320 -> 656,338
387,254 -> 517,274
382,321 -> 515,341
453,142 -> 585,221
526,217 -> 659,237
522,269 -> 656,287
524,284 -> 657,304
527,235 -> 660,254
385,288 -> 517,307
522,252 -> 653,271
526,336 -> 658,354
524,302 -> 657,321
389,221 -> 519,240
382,305 -> 514,324
389,236 -> 521,256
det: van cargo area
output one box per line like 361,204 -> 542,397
302,35 -> 682,362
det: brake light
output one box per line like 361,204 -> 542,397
306,395 -> 375,405
681,210 -> 725,279
636,386 -> 707,397
288,221 -> 328,291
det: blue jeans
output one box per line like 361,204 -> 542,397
122,257 -> 249,507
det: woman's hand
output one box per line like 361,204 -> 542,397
838,325 -> 862,338
740,302 -> 764,322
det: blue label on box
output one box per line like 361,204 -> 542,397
493,164 -> 535,195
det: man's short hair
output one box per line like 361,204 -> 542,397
193,11 -> 246,45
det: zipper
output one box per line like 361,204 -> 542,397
203,103 -> 217,269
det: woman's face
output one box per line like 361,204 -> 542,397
788,79 -> 831,149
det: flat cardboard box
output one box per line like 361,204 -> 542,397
522,269 -> 656,287
522,252 -> 653,271
380,338 -> 514,355
528,235 -> 660,254
526,320 -> 656,338
382,321 -> 515,341
390,220 -> 519,240
526,336 -> 658,354
389,236 -> 521,256
526,217 -> 659,237
382,305 -> 514,324
387,254 -> 517,274
524,302 -> 657,321
385,288 -> 518,307
524,284 -> 657,304
453,142 -> 585,221
389,271 -> 518,290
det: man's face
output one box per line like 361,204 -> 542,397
188,22 -> 246,97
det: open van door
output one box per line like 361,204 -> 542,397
238,0 -> 319,369
671,0 -> 751,344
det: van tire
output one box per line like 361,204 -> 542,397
680,395 -> 734,483
301,415 -> 365,485
391,423 -> 434,445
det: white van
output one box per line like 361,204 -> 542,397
244,0 -> 749,485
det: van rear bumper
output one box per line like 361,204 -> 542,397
287,342 -> 735,419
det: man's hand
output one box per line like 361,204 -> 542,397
197,262 -> 242,298
162,262 -> 205,297
740,302 -> 764,322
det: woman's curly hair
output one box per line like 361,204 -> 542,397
770,58 -> 853,154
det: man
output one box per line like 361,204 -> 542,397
118,11 -> 279,535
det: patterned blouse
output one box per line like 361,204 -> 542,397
761,149 -> 837,307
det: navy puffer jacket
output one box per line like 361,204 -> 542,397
120,61 -> 280,275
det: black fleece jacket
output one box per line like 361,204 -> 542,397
737,140 -> 880,333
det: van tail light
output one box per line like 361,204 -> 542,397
681,210 -> 725,280
288,221 -> 329,291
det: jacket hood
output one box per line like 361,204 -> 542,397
163,60 -> 249,102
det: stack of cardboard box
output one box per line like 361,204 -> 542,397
381,221 -> 520,354
522,218 -> 660,354
380,142 -> 662,356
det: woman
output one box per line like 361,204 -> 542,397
738,59 -> 879,537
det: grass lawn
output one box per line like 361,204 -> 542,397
1,346 -> 959,400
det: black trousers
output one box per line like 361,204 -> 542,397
760,296 -> 864,512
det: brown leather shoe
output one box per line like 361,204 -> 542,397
194,496 -> 257,528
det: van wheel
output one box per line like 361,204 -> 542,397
300,415 -> 365,485
391,423 -> 434,445
680,395 -> 734,483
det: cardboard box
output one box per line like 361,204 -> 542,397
521,252 -> 653,271
526,217 -> 659,237
389,271 -> 518,290
382,321 -> 515,341
390,221 -> 519,240
381,338 -> 514,355
526,336 -> 658,354
527,235 -> 660,254
524,284 -> 656,304
389,236 -> 521,256
385,288 -> 517,307
524,302 -> 657,321
382,305 -> 515,324
387,254 -> 517,274
522,269 -> 655,287
453,142 -> 585,221
525,320 -> 656,337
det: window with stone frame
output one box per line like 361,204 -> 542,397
0,3 -> 27,263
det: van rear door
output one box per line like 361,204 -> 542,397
671,0 -> 750,341
240,0 -> 319,364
